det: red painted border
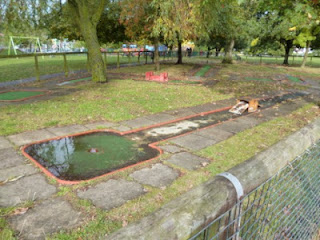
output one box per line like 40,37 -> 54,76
21,106 -> 232,185
0,90 -> 50,102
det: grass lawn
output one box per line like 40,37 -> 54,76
0,53 -> 146,82
0,79 -> 232,135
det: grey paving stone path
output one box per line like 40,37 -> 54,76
0,164 -> 37,182
122,117 -> 156,129
77,179 -> 144,210
0,148 -> 26,169
160,144 -> 184,153
145,113 -> 177,124
166,152 -> 209,171
194,127 -> 234,142
130,163 -> 179,188
112,125 -> 132,132
0,174 -> 56,207
84,120 -> 116,130
165,108 -> 196,118
8,198 -> 83,240
47,124 -> 88,136
0,136 -> 13,149
170,133 -> 217,151
213,117 -> 261,134
7,129 -> 56,146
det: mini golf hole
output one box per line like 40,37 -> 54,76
24,131 -> 160,181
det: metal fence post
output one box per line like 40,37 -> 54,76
63,53 -> 68,77
34,55 -> 40,81
117,52 -> 120,69
138,52 -> 140,64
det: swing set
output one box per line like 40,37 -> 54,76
7,36 -> 42,55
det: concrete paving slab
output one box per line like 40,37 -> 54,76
160,145 -> 184,153
0,174 -> 56,207
8,198 -> 83,240
77,179 -> 144,210
166,152 -> 209,171
187,103 -> 220,114
47,124 -> 88,136
170,133 -> 217,151
213,117 -> 258,134
112,125 -> 132,132
122,117 -> 156,129
7,130 -> 56,146
165,108 -> 196,118
0,164 -> 37,182
0,148 -> 26,169
145,113 -> 177,124
0,136 -> 13,149
194,127 -> 234,142
130,163 -> 179,188
84,121 -> 116,130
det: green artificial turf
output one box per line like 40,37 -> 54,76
170,80 -> 202,84
245,77 -> 273,82
287,75 -> 301,83
195,65 -> 211,77
0,91 -> 45,101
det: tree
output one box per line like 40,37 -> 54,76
120,0 -> 161,70
151,0 -> 198,64
67,0 -> 107,83
255,0 -> 320,65
197,0 -> 247,64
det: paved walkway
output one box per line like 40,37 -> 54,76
0,91 -> 313,239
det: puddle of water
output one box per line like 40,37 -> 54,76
24,132 -> 159,180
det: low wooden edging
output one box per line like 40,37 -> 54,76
108,118 -> 320,240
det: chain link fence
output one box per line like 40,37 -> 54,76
190,140 -> 320,240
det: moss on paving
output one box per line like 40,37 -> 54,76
48,104 -> 320,240
0,91 -> 45,101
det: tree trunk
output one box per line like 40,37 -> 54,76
206,47 -> 211,58
215,47 -> 220,57
283,40 -> 293,65
154,38 -> 160,71
301,41 -> 310,68
69,0 -> 106,83
176,40 -> 183,64
222,39 -> 234,64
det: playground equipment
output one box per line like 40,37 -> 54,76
8,36 -> 42,55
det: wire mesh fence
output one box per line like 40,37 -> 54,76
190,140 -> 320,240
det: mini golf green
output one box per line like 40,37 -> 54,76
0,91 -> 46,101
24,132 -> 159,181
245,77 -> 273,82
57,77 -> 91,86
195,65 -> 211,77
170,80 -> 202,84
287,75 -> 301,83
